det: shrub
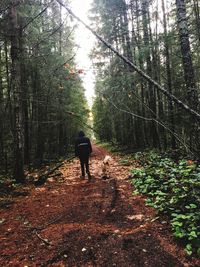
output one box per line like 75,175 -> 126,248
131,154 -> 200,256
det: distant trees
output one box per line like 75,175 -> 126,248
91,0 -> 200,155
0,0 -> 88,182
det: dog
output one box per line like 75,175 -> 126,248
101,155 -> 112,179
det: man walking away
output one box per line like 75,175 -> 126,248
75,131 -> 92,180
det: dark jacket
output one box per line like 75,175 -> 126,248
75,136 -> 92,158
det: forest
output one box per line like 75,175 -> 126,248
90,1 -> 200,256
92,0 -> 200,155
0,0 -> 88,183
0,0 -> 200,266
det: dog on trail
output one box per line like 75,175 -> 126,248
101,155 -> 112,179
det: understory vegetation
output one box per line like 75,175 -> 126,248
131,152 -> 200,256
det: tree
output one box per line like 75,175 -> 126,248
9,0 -> 25,183
176,0 -> 198,108
91,0 -> 200,155
0,0 -> 89,181
162,0 -> 176,148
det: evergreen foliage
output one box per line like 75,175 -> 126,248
0,0 -> 88,181
91,0 -> 200,155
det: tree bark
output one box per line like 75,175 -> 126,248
10,1 -> 25,183
176,0 -> 198,109
19,18 -> 30,165
0,45 -> 4,168
193,0 -> 200,42
162,0 -> 176,149
142,0 -> 160,148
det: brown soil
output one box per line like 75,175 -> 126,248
0,144 -> 199,266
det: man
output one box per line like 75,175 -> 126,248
75,131 -> 92,180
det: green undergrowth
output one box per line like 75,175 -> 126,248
96,141 -> 141,155
131,152 -> 200,256
95,141 -> 120,153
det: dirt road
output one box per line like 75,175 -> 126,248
0,145 -> 199,266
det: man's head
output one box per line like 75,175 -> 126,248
78,131 -> 85,137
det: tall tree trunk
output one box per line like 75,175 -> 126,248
176,0 -> 199,152
121,0 -> 132,62
4,39 -> 12,123
193,0 -> 200,42
162,0 -> 176,149
176,0 -> 198,108
142,0 -> 160,148
135,0 -> 148,147
0,45 -> 4,167
10,1 -> 25,183
148,7 -> 164,149
19,19 -> 30,165
58,2 -> 64,156
34,69 -> 45,165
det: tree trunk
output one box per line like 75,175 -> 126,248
142,0 -> 160,148
193,0 -> 200,42
121,0 -> 132,62
135,0 -> 148,147
176,0 -> 198,108
162,0 -> 176,149
19,18 -> 30,165
10,1 -> 25,183
34,69 -> 45,165
0,45 -> 4,168
176,0 -> 199,152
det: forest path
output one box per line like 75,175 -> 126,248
0,145 -> 199,266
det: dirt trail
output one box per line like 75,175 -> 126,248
0,145 -> 199,266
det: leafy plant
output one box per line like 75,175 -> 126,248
131,153 -> 200,256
